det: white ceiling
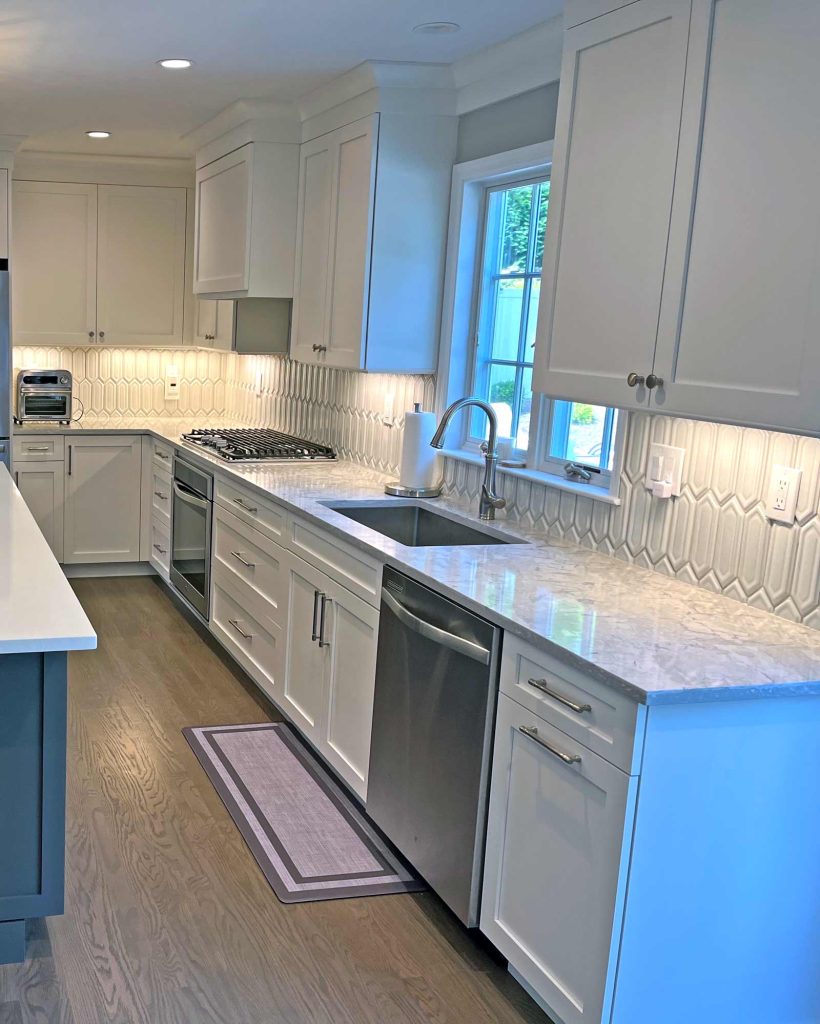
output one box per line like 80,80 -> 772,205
0,0 -> 560,158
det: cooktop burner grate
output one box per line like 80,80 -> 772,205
181,428 -> 336,462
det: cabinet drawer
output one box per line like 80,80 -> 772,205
152,438 -> 174,472
151,469 -> 172,526
13,435 -> 65,462
213,505 -> 287,621
289,514 -> 381,607
149,517 -> 170,577
210,572 -> 284,704
215,477 -> 285,543
500,634 -> 644,774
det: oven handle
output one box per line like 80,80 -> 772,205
381,588 -> 491,665
173,480 -> 209,509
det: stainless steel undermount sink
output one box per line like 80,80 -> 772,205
322,501 -> 525,548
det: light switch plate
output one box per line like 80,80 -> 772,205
766,465 -> 802,524
164,364 -> 179,401
645,442 -> 685,498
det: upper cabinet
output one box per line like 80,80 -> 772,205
536,0 -> 820,435
291,111 -> 457,373
193,142 -> 299,299
0,168 -> 8,259
12,181 -> 188,347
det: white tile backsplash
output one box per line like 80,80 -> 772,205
14,344 -> 820,628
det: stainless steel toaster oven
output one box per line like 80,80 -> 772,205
15,369 -> 73,423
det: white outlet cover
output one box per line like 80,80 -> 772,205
645,442 -> 685,498
766,465 -> 802,524
164,364 -> 179,401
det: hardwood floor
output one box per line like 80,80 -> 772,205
0,577 -> 549,1024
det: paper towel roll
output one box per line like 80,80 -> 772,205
399,404 -> 440,489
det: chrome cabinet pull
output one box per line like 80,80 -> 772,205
312,344 -> 327,354
626,372 -> 645,388
645,373 -> 664,389
518,726 -> 581,765
228,618 -> 253,640
527,677 -> 592,714
156,451 -> 170,461
318,594 -> 331,648
230,550 -> 255,569
67,444 -> 72,475
26,445 -> 50,452
153,543 -> 167,555
154,490 -> 168,500
311,590 -> 322,641
233,496 -> 258,514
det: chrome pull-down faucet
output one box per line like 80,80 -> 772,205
429,397 -> 507,521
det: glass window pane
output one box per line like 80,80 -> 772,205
516,367 -> 534,451
496,184 -> 534,273
474,363 -> 517,439
550,403 -> 616,469
534,181 -> 550,271
482,277 -> 525,361
525,276 -> 541,352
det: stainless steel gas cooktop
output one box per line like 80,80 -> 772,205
181,428 -> 336,463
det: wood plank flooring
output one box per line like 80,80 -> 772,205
0,577 -> 549,1024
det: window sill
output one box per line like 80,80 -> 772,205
439,448 -> 622,506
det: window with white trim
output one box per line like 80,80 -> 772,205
438,144 -> 625,501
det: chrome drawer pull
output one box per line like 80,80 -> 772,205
233,497 -> 258,514
228,618 -> 253,640
311,590 -> 323,641
154,490 -> 169,500
527,677 -> 592,714
152,543 -> 167,555
318,594 -> 331,648
518,726 -> 581,766
156,451 -> 170,461
25,445 -> 50,452
230,550 -> 255,569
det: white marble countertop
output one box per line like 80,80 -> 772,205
0,463 -> 96,655
15,418 -> 820,703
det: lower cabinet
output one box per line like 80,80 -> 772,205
63,436 -> 142,563
481,693 -> 638,1024
14,461 -> 65,562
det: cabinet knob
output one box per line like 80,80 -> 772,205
88,330 -> 95,340
626,372 -> 645,388
99,330 -> 105,340
645,373 -> 664,390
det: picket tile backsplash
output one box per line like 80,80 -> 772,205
13,345 -> 820,628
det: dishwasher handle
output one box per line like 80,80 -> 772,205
381,588 -> 491,665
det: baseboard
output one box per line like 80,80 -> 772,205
62,561 -> 156,579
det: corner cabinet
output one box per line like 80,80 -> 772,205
291,111 -> 456,373
535,0 -> 820,435
12,181 -> 188,347
193,142 -> 299,299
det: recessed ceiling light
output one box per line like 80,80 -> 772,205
85,130 -> 111,139
158,58 -> 193,69
412,21 -> 461,34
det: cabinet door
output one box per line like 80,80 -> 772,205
325,116 -> 377,370
532,0 -> 691,409
481,695 -> 637,1024
15,461 -> 65,562
291,134 -> 333,364
194,298 -> 218,345
96,185 -> 187,346
318,579 -> 379,799
0,168 -> 8,260
281,554 -> 327,742
653,0 -> 820,432
194,147 -> 252,295
64,436 -> 142,564
12,181 -> 97,346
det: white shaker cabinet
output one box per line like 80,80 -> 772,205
482,693 -> 636,1024
533,0 -> 692,411
63,436 -> 142,563
193,142 -> 299,299
12,181 -> 98,346
96,185 -> 187,346
194,298 -> 235,350
651,0 -> 820,432
281,554 -> 328,741
14,461 -> 65,562
292,111 -> 456,373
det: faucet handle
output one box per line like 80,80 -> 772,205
481,484 -> 506,510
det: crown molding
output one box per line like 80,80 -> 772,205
452,18 -> 564,114
182,97 -> 301,165
296,61 -> 454,122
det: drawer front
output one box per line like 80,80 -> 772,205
215,477 -> 285,544
149,517 -> 171,577
289,514 -> 381,608
152,438 -> 174,472
13,435 -> 65,462
500,634 -> 644,774
151,469 -> 173,525
210,572 -> 284,704
213,505 -> 287,621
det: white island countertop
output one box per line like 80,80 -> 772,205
0,463 -> 96,654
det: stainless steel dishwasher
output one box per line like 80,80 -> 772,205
367,566 -> 502,927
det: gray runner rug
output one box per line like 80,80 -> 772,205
183,722 -> 424,903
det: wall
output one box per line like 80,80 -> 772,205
456,83 -> 560,163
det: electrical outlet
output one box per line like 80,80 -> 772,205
766,465 -> 802,524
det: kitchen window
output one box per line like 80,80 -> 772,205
438,143 -> 624,502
